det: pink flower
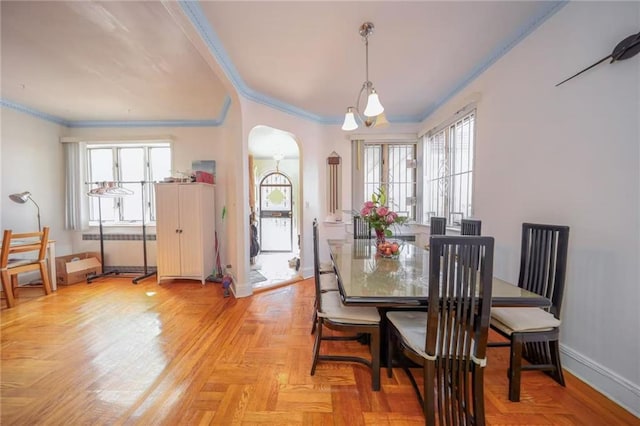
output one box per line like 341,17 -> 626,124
361,206 -> 372,216
385,214 -> 396,224
363,201 -> 375,209
377,206 -> 389,217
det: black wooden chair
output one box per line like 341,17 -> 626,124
310,219 -> 338,334
310,219 -> 381,391
386,235 -> 495,425
489,223 -> 570,402
429,216 -> 447,235
353,215 -> 372,239
461,218 -> 482,235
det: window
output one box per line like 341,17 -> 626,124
423,110 -> 475,227
354,141 -> 418,220
87,142 -> 171,224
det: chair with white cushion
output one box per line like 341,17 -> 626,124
310,219 -> 338,334
489,223 -> 569,402
387,235 -> 494,424
310,219 -> 381,391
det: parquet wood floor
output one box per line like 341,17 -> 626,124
1,278 -> 638,425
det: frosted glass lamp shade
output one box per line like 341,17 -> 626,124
364,89 -> 384,117
341,108 -> 358,131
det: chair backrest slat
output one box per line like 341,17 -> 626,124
518,223 -> 569,319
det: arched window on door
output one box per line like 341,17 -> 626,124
259,172 -> 293,252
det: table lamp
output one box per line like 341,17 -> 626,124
9,191 -> 41,231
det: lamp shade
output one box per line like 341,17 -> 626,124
341,108 -> 358,131
9,191 -> 31,203
363,89 -> 384,117
9,191 -> 41,231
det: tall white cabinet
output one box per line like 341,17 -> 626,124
155,183 -> 215,284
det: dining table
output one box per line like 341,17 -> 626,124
327,238 -> 551,308
327,237 -> 550,366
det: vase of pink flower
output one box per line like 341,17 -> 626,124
359,187 -> 408,244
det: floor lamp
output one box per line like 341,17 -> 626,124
9,191 -> 41,231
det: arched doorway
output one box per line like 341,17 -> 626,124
248,125 -> 302,291
259,171 -> 293,252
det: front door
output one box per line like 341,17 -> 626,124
259,172 -> 293,252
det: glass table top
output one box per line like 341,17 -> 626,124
327,238 -> 550,308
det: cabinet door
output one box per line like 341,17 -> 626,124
155,184 -> 182,277
178,184 -> 204,277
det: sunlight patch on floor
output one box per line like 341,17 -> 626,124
251,251 -> 302,291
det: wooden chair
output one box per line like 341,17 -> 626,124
1,227 -> 52,308
310,219 -> 381,391
489,223 -> 569,402
461,218 -> 482,235
353,215 -> 372,239
429,216 -> 446,235
386,235 -> 494,425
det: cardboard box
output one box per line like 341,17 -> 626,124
56,252 -> 102,285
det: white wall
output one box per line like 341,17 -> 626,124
1,108 -> 73,253
419,2 -> 639,414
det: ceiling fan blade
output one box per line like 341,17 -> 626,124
555,53 -> 612,87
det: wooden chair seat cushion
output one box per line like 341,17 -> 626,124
319,261 -> 334,273
319,273 -> 338,291
491,307 -> 560,334
387,310 -> 485,365
319,291 -> 380,324
387,311 -> 429,357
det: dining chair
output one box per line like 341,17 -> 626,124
353,215 -> 372,239
386,235 -> 494,425
1,227 -> 52,308
310,219 -> 339,334
429,216 -> 446,235
489,223 -> 569,402
310,219 -> 382,391
461,218 -> 482,235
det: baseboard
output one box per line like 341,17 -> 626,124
561,344 -> 640,417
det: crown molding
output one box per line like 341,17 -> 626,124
1,96 -> 232,128
180,0 -> 566,126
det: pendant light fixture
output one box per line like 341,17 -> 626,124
342,22 -> 388,131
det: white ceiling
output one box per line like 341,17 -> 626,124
1,1 -> 563,135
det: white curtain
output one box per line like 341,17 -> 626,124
63,141 -> 87,230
